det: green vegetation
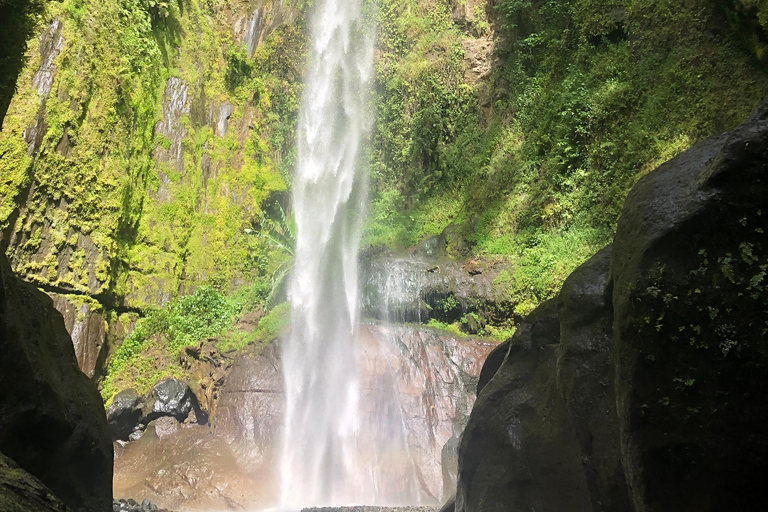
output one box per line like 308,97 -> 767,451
365,0 -> 768,316
101,286 -> 289,402
0,0 -> 306,306
217,301 -> 290,352
102,286 -> 235,400
426,318 -> 464,336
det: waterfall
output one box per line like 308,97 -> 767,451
279,0 -> 405,507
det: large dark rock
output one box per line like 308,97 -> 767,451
0,250 -> 113,512
457,299 -> 594,512
455,247 -> 631,512
140,378 -> 197,424
557,246 -> 632,512
0,452 -> 70,512
108,389 -> 142,441
475,338 -> 509,395
611,101 -> 768,511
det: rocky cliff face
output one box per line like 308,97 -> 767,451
0,250 -> 113,512
455,101 -> 768,511
0,0 -> 304,381
113,323 -> 495,510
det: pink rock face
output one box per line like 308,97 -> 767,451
113,323 -> 496,510
50,294 -> 106,379
358,324 -> 496,502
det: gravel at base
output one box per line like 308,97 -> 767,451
301,508 -> 439,512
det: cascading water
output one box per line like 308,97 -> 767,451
280,0 -> 420,507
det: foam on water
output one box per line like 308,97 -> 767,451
279,1 -> 421,508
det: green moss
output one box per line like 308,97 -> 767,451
365,0 -> 768,316
426,318 -> 464,336
216,301 -> 290,352
1,0 -> 307,309
101,285 -> 238,402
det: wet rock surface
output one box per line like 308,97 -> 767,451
108,379 -> 207,442
358,324 -> 495,502
301,508 -> 439,512
455,101 -> 768,511
360,250 -> 516,331
0,250 -> 113,512
108,390 -> 142,441
113,324 -> 495,510
141,378 -> 198,424
49,294 -> 107,379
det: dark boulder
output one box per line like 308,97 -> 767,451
456,299 -> 595,512
611,101 -> 768,511
557,246 -> 631,512
108,389 -> 142,441
140,378 -> 197,424
475,338 -> 509,395
457,247 -> 632,512
455,100 -> 768,512
0,452 -> 70,512
0,250 -> 113,512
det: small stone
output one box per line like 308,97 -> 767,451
154,416 -> 179,439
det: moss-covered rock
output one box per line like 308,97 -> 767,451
0,0 -> 305,311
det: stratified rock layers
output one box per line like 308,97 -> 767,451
0,251 -> 113,512
456,102 -> 768,511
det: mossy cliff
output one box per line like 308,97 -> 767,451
0,0 -> 304,311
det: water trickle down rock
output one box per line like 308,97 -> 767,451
238,1 -> 298,57
154,77 -> 189,176
23,18 -> 65,155
217,101 -> 233,137
358,324 -> 495,503
361,252 -> 513,330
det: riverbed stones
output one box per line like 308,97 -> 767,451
0,250 -> 113,512
301,508 -> 439,512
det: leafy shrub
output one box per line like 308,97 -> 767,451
102,286 -> 237,402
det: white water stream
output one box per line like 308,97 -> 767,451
279,0 -> 420,507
